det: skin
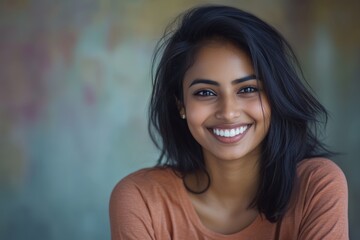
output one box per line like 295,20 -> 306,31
181,40 -> 271,234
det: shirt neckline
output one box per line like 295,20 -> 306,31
169,169 -> 263,239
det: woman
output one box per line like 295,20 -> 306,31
110,5 -> 348,239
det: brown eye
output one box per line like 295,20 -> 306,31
239,87 -> 258,93
194,90 -> 216,96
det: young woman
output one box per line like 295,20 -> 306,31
110,5 -> 348,239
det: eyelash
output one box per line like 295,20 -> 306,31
239,86 -> 259,93
194,86 -> 259,96
194,90 -> 216,96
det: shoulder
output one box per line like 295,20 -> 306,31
295,157 -> 348,201
109,168 -> 181,239
287,158 -> 349,239
296,157 -> 347,187
115,167 -> 179,187
282,158 -> 349,238
110,167 -> 181,204
293,157 -> 348,219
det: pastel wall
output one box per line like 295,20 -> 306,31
0,0 -> 359,239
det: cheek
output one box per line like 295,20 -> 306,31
183,93 -> 206,118
184,106 -> 210,145
246,98 -> 271,128
260,97 -> 271,124
186,102 -> 211,127
259,103 -> 271,132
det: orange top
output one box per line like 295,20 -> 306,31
109,158 -> 348,239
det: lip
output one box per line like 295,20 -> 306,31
207,123 -> 252,144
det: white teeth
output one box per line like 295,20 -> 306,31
212,125 -> 248,138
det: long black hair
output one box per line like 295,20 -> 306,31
148,5 -> 333,222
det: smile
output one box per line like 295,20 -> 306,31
212,125 -> 248,138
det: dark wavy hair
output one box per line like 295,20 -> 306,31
148,5 -> 332,222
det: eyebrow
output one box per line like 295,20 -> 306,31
188,74 -> 257,88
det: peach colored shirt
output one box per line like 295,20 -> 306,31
109,158 -> 348,239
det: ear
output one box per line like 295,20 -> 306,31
175,97 -> 186,119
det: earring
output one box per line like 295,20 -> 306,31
179,106 -> 186,119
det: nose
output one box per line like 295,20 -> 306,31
215,96 -> 241,120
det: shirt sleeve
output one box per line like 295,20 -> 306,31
109,176 -> 155,240
298,160 -> 349,240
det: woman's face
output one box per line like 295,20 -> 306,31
182,40 -> 271,163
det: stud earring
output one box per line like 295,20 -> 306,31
179,106 -> 186,119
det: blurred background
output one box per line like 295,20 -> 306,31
0,0 -> 359,239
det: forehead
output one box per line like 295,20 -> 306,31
183,40 -> 254,83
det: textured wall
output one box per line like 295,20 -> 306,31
0,0 -> 359,239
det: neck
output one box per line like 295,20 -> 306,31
200,152 -> 260,210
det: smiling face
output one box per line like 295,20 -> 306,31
182,40 -> 271,163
